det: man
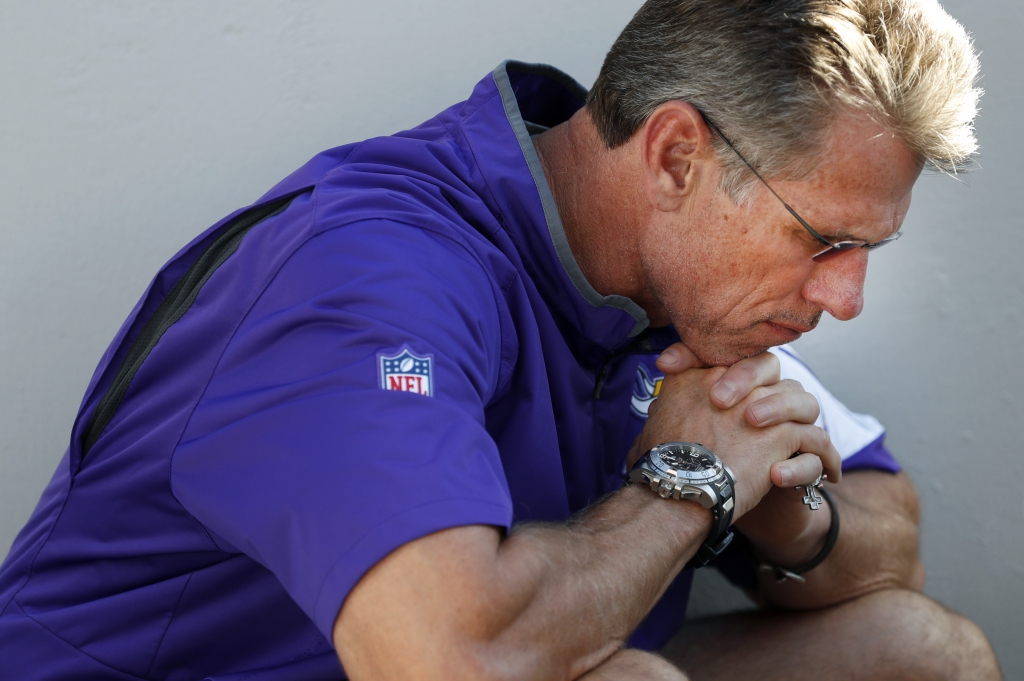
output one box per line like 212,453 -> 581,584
0,0 -> 1000,679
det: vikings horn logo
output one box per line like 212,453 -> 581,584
630,362 -> 665,418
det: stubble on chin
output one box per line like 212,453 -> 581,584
670,306 -> 823,368
676,326 -> 762,367
654,286 -> 752,367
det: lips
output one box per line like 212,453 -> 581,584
764,321 -> 806,341
770,320 -> 816,334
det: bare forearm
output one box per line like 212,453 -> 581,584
757,471 -> 922,609
484,484 -> 710,678
334,484 -> 710,681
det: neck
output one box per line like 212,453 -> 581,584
532,110 -> 654,313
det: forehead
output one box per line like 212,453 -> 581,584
773,113 -> 922,239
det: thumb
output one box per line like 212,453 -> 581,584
655,343 -> 702,375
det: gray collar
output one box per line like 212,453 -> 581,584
492,61 -> 649,338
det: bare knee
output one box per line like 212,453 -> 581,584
858,589 -> 1001,681
579,649 -> 689,681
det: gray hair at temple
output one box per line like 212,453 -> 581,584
587,0 -> 982,203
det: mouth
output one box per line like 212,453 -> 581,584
763,320 -> 814,341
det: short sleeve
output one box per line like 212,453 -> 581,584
769,345 -> 901,473
171,220 -> 513,638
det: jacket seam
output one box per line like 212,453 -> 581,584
167,191 -> 319,553
9,598 -> 151,680
146,571 -> 194,678
0,470 -> 76,622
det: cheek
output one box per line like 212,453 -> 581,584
703,245 -> 811,312
640,196 -> 811,322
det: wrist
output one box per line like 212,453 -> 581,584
739,488 -> 833,567
739,485 -> 841,584
620,482 -> 713,544
626,443 -> 735,569
625,482 -> 719,572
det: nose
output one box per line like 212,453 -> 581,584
801,249 -> 868,321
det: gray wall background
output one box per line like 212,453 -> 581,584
1,1 -> 1020,676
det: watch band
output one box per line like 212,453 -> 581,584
683,463 -> 736,569
626,443 -> 737,571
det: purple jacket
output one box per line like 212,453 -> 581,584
0,62 -> 897,680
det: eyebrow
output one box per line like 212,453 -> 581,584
781,215 -> 853,244
817,227 -> 862,243
787,212 -> 876,244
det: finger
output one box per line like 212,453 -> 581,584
655,343 -> 702,375
709,351 -> 781,409
785,424 -> 843,484
746,390 -> 820,427
771,452 -> 824,488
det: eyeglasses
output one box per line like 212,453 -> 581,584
701,116 -> 901,263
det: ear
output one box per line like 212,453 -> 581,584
640,101 -> 716,212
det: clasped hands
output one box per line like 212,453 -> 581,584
628,344 -> 842,566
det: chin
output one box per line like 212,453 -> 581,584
687,343 -> 769,367
682,333 -> 781,367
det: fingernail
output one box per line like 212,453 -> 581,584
777,466 -> 792,485
749,403 -> 773,424
658,347 -> 680,366
712,382 -> 736,404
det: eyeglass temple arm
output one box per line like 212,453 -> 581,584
701,116 -> 833,248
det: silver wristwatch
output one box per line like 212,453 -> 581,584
629,442 -> 737,568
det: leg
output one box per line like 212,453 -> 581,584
580,649 -> 690,681
662,589 -> 1001,681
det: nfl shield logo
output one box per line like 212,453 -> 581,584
379,348 -> 434,397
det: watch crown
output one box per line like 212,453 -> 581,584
658,480 -> 674,499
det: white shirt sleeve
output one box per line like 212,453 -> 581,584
768,345 -> 885,461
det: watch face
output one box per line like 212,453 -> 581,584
661,448 -> 715,471
652,444 -> 720,482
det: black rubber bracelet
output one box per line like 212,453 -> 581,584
786,485 -> 839,574
736,485 -> 840,583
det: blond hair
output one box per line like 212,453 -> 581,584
588,0 -> 981,200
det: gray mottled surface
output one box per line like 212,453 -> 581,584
1,2 -> 1020,676
685,568 -> 757,622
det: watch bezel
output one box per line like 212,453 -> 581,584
648,442 -> 724,485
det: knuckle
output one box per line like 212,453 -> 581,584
732,363 -> 757,383
768,391 -> 795,410
701,367 -> 729,389
796,454 -> 822,477
777,378 -> 805,393
708,366 -> 729,382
